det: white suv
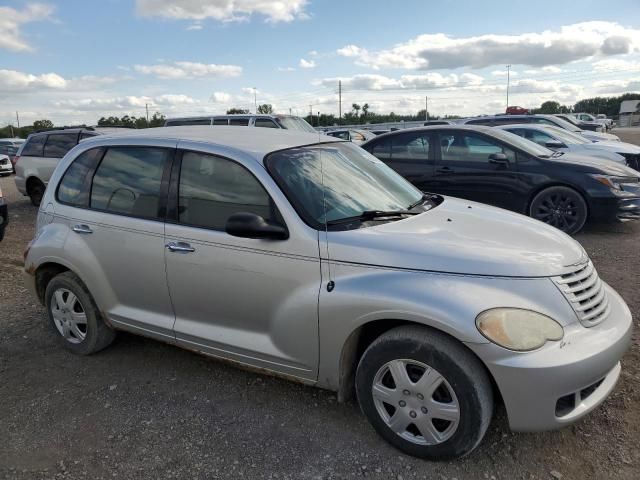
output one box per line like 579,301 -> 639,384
15,127 -> 127,205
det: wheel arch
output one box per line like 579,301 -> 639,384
336,319 -> 503,407
26,175 -> 45,193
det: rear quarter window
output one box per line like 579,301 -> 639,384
21,135 -> 47,156
56,148 -> 104,207
44,133 -> 78,158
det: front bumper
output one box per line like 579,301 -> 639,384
0,161 -> 12,174
466,283 -> 632,431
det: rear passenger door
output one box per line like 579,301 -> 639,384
433,131 -> 519,209
163,149 -> 320,381
55,142 -> 177,340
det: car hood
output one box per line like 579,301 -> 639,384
546,152 -> 640,175
585,141 -> 640,154
581,131 -> 619,142
326,197 -> 586,277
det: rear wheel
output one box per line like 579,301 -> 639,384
27,179 -> 45,206
45,272 -> 116,355
529,186 -> 588,235
356,326 -> 493,460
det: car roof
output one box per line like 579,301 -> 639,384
81,126 -> 340,158
361,124 -> 497,144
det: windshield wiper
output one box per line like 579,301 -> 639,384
408,194 -> 429,210
551,151 -> 564,157
326,209 -> 419,226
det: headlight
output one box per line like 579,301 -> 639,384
476,308 -> 564,351
590,174 -> 639,191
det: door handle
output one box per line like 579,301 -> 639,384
165,241 -> 195,253
72,224 -> 93,234
436,167 -> 453,174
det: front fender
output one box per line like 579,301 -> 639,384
316,262 -> 579,392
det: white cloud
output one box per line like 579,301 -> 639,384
134,61 -> 242,79
54,94 -> 197,111
277,66 -> 296,72
491,70 -> 518,77
595,79 -> 640,93
336,44 -> 364,57
299,58 -> 316,69
0,69 -> 66,92
347,22 -> 640,70
136,0 -> 308,23
592,58 -> 640,73
210,91 -> 231,103
186,23 -> 203,30
0,3 -> 55,52
308,50 -> 318,56
319,73 -> 484,91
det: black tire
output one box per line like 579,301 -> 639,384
28,179 -> 45,207
44,271 -> 116,355
356,326 -> 493,460
529,186 -> 588,235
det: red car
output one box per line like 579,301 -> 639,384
506,106 -> 530,115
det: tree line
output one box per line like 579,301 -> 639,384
2,92 -> 638,139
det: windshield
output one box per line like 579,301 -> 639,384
266,142 -> 424,229
487,128 -> 554,157
276,116 -> 317,133
544,126 -> 590,144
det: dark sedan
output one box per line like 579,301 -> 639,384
361,126 -> 640,234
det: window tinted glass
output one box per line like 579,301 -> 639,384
329,131 -> 350,140
441,133 -> 515,163
57,148 -> 103,206
213,118 -> 228,125
391,134 -> 429,161
167,119 -> 211,126
255,118 -> 278,128
21,135 -> 46,156
531,117 -> 557,127
229,118 -> 249,126
44,133 -> 78,158
90,147 -> 169,219
80,132 -> 97,140
526,130 -> 554,146
178,152 -> 273,230
369,138 -> 391,160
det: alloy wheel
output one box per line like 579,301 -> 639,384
532,192 -> 580,231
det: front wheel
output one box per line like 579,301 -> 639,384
356,326 -> 493,460
529,186 -> 588,235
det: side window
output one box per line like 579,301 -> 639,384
465,119 -> 492,126
255,118 -> 278,128
229,118 -> 249,126
21,135 -> 46,157
441,133 -> 515,163
90,147 -> 169,219
506,129 -> 527,138
57,148 -> 103,206
391,134 -> 429,161
366,138 -> 391,160
80,132 -> 97,141
178,151 -> 274,231
531,118 -> 556,126
44,133 -> 78,158
329,131 -> 350,140
213,118 -> 229,125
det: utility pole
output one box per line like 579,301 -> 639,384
16,111 -> 20,129
338,80 -> 342,120
253,87 -> 258,113
317,111 -> 320,127
425,96 -> 428,121
145,103 -> 149,125
289,108 -> 292,115
9,125 -> 14,137
309,104 -> 313,126
506,64 -> 511,110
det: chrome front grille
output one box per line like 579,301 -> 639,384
553,261 -> 610,327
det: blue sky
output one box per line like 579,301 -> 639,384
1,0 -> 639,125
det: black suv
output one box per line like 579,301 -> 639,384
361,125 -> 640,234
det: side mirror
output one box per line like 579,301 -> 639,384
488,152 -> 509,165
225,212 -> 289,240
545,140 -> 565,149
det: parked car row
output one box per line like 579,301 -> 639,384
22,126 -> 633,461
164,114 -> 317,133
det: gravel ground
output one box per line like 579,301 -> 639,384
1,157 -> 639,479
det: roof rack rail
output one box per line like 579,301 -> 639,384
34,125 -> 94,133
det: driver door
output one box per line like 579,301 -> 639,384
164,149 -> 321,381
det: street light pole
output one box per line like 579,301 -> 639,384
506,64 -> 511,110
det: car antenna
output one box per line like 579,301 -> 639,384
319,145 -> 335,292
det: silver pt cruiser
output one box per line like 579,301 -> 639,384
24,127 -> 632,460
